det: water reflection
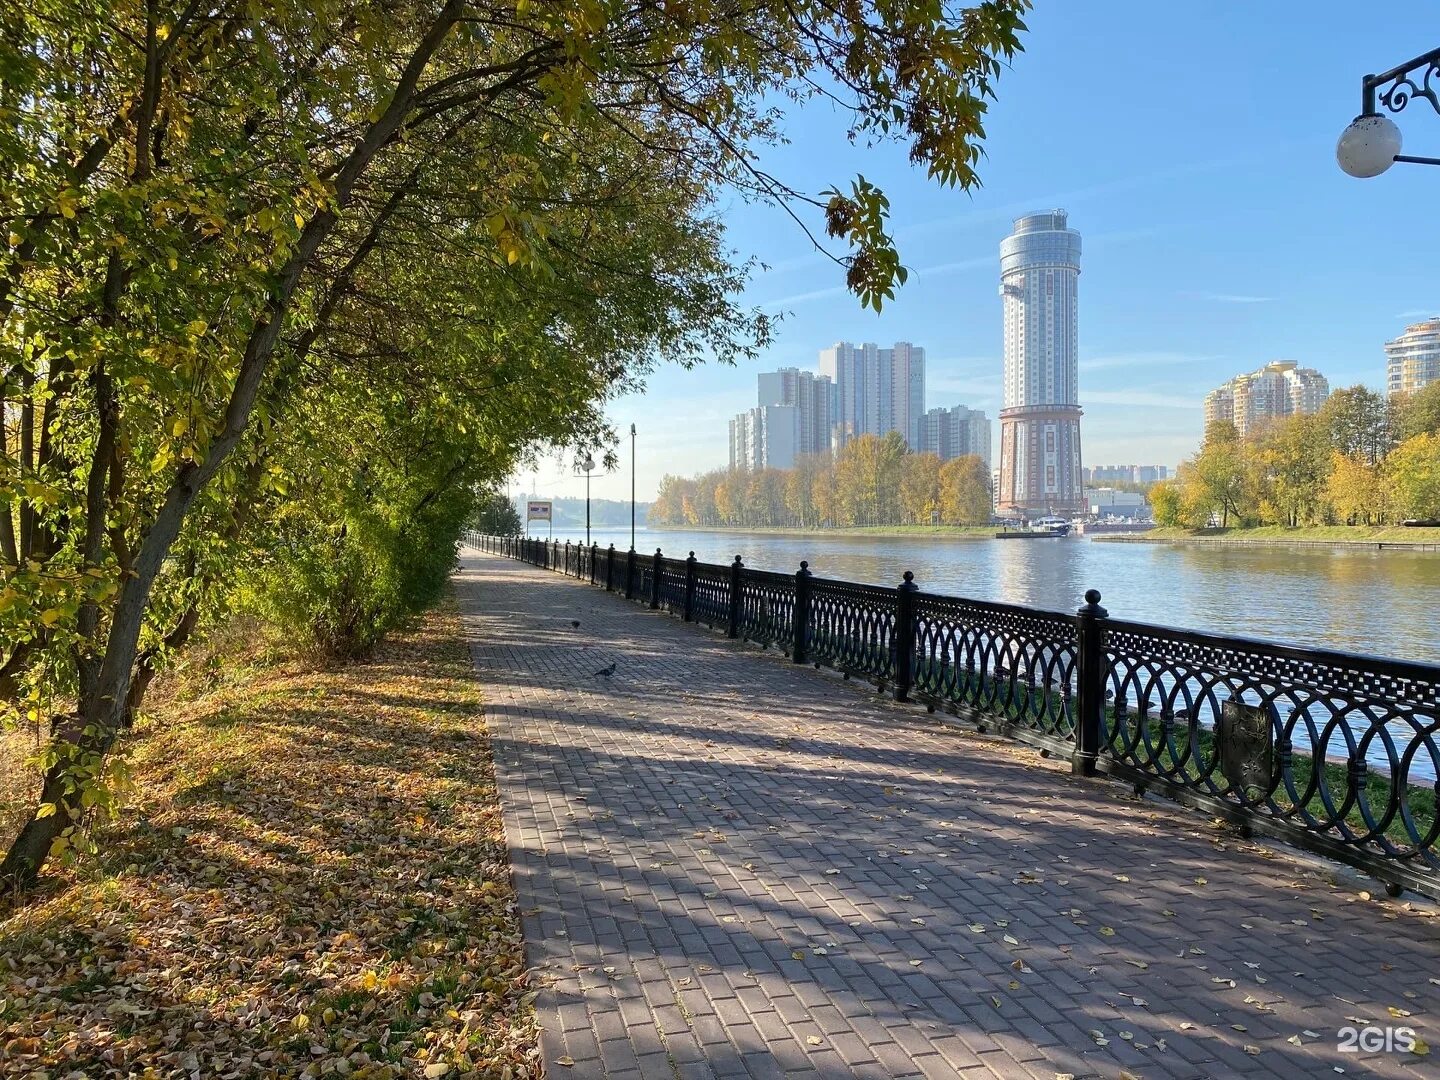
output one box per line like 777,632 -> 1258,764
538,527 -> 1440,664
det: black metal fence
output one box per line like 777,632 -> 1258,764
466,533 -> 1440,900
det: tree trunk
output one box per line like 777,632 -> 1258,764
0,725 -> 86,889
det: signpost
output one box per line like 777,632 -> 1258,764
526,500 -> 552,540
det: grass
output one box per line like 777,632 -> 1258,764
0,600 -> 539,1079
1108,524 -> 1440,545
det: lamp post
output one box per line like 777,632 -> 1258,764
630,423 -> 637,551
1336,47 -> 1440,176
581,453 -> 595,547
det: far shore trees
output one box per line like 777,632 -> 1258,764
649,447 -> 993,528
1150,385 -> 1440,528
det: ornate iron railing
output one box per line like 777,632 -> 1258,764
912,592 -> 1078,751
808,576 -> 898,686
463,532 -> 1440,900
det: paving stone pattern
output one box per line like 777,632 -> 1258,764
455,551 -> 1439,1080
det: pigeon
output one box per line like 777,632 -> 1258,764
592,662 -> 616,677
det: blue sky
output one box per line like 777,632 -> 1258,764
529,2 -> 1439,502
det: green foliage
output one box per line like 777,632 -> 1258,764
1396,381 -> 1440,441
1387,433 -> 1440,520
1167,386 -> 1440,530
0,0 -> 1031,886
470,490 -> 523,537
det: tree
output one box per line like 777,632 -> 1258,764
811,459 -> 840,528
1386,433 -> 1440,520
1320,386 -> 1393,465
835,432 -> 907,525
1325,452 -> 1388,526
1188,421 -> 1251,527
1,0 -> 1034,888
786,453 -> 828,528
938,455 -> 991,524
1148,481 -> 1187,527
1396,381 -> 1440,441
1249,414 -> 1330,527
899,453 -> 943,524
471,490 -> 522,536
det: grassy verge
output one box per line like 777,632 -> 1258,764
1100,525 -> 1440,545
0,600 -> 538,1079
651,524 -> 996,538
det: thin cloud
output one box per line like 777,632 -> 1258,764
1183,291 -> 1272,304
1086,389 -> 1198,410
1394,309 -> 1435,320
1080,350 -> 1222,373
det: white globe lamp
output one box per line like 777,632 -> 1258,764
1336,113 -> 1403,178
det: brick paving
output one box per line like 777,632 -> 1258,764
455,550 -> 1439,1079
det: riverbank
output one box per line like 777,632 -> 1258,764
0,602 -> 539,1078
1094,524 -> 1440,550
650,523 -> 995,538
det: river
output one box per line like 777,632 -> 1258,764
530,526 -> 1440,665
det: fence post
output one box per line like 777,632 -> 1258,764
1073,589 -> 1109,776
591,543 -> 598,585
893,571 -> 918,701
650,548 -> 663,610
727,555 -> 744,638
625,548 -> 637,600
683,552 -> 698,621
792,561 -> 812,664
606,544 -> 615,591
564,540 -> 571,576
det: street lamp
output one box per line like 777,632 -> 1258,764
580,453 -> 595,547
629,424 -> 637,551
1336,47 -> 1440,177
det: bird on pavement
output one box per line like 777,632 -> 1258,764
592,662 -> 616,677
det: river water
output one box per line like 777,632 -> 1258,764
533,526 -> 1440,665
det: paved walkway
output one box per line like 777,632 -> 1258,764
455,551 -> 1438,1079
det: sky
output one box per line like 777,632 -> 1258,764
523,2 -> 1440,503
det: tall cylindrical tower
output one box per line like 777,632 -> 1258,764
997,210 -> 1083,516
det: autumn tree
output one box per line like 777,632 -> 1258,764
938,454 -> 991,524
1387,433 -> 1440,520
1187,421 -> 1251,527
0,0 -> 1035,888
1249,414 -> 1330,527
835,432 -> 907,525
1325,452 -> 1388,526
899,453 -> 943,524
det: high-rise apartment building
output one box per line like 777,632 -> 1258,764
1385,318 -> 1440,396
757,368 -> 834,456
818,340 -> 925,448
728,405 -> 799,471
997,211 -> 1084,515
918,405 -> 992,468
1204,361 -> 1330,437
1083,465 -> 1170,485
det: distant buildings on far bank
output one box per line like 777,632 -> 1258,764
1386,317 -> 1440,396
918,405 -> 991,469
728,344 -> 990,473
1083,465 -> 1168,486
1203,360 -> 1330,438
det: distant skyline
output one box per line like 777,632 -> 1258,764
522,3 -> 1439,502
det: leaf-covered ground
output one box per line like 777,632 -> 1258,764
0,601 -> 539,1079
